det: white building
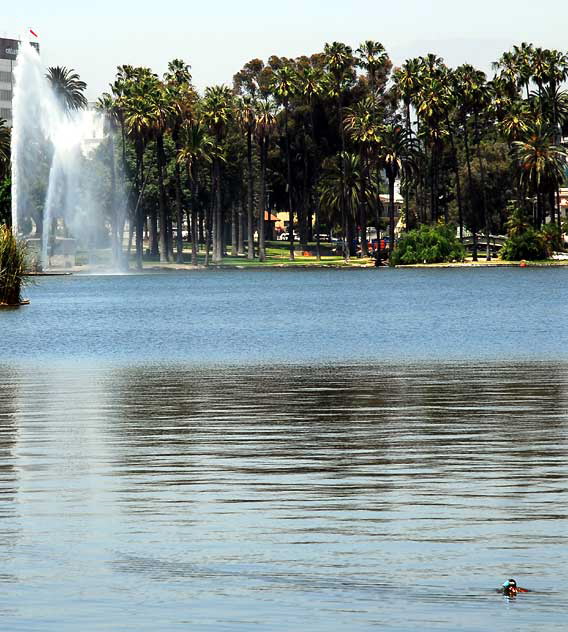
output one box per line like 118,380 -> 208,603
0,35 -> 39,126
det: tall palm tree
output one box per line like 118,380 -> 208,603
356,40 -> 389,95
177,122 -> 214,265
46,66 -> 88,112
393,58 -> 421,230
271,65 -> 297,260
202,85 -> 234,263
164,59 -> 195,263
122,70 -> 156,269
344,97 -> 381,256
147,81 -> 175,262
512,43 -> 535,99
255,100 -> 277,261
0,119 -> 9,180
513,124 -> 568,227
324,41 -> 355,258
416,72 -> 450,223
376,124 -> 419,261
319,152 -> 364,261
453,64 -> 485,260
297,65 -> 327,259
499,100 -> 532,143
96,93 -> 121,266
236,96 -> 257,259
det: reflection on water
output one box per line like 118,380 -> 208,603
0,362 -> 567,630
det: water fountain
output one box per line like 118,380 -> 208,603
11,34 -> 125,270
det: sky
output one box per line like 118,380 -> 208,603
4,0 -> 568,99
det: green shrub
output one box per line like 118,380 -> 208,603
390,224 -> 465,266
499,228 -> 550,261
0,224 -> 30,305
539,223 -> 563,253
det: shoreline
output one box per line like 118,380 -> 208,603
25,258 -> 568,275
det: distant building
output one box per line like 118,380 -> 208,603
0,36 -> 39,126
560,188 -> 568,220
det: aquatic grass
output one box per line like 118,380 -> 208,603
0,224 -> 30,305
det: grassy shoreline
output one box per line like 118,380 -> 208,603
26,240 -> 568,274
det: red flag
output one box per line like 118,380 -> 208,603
29,28 -> 39,38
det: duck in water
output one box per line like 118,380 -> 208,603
501,579 -> 529,596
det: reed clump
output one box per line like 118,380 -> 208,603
0,224 -> 30,305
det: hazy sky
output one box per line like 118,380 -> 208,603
4,1 -> 568,99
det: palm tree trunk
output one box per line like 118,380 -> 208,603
447,124 -> 464,241
247,129 -> 255,260
231,203 -> 237,256
191,182 -> 199,266
174,161 -> 184,263
259,139 -> 267,262
388,174 -> 396,264
238,205 -> 245,255
213,158 -> 223,263
205,191 -> 213,267
359,148 -> 367,257
108,131 -> 119,268
284,104 -> 294,261
463,114 -> 477,261
135,151 -> 145,271
474,113 -> 491,260
156,134 -> 168,263
337,92 -> 348,262
404,101 -> 412,231
300,122 -> 309,249
309,106 -> 321,261
187,164 -> 199,266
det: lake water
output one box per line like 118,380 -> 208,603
1,268 -> 567,630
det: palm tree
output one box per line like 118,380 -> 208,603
271,66 -> 297,260
356,40 -> 389,95
344,97 -> 381,256
416,71 -> 450,223
297,65 -> 327,260
513,43 -> 535,99
453,64 -> 486,260
236,96 -> 257,259
319,152 -> 364,260
96,94 -> 121,266
255,100 -> 277,261
46,66 -> 88,112
164,59 -> 195,263
513,124 -> 568,227
177,122 -> 214,265
393,59 -> 421,219
147,81 -> 175,263
499,100 -> 532,143
376,124 -> 419,261
0,119 -> 9,180
122,70 -> 156,269
202,85 -> 234,263
324,42 -> 355,258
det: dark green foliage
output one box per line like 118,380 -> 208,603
0,225 -> 30,304
539,223 -> 563,252
390,224 -> 465,265
0,177 -> 10,226
500,228 -> 550,260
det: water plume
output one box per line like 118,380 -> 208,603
11,35 -> 125,269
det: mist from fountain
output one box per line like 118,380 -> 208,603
11,35 -> 125,270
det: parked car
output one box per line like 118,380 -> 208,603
313,233 -> 331,242
277,232 -> 300,241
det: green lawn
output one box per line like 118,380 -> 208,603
77,240 -> 377,269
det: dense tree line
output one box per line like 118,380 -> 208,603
1,40 -> 568,265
